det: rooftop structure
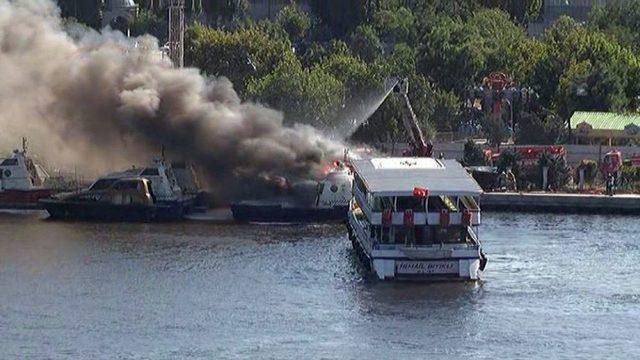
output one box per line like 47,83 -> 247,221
351,158 -> 482,197
570,111 -> 640,145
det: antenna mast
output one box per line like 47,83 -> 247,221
167,0 -> 185,68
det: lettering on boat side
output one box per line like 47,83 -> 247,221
395,261 -> 458,275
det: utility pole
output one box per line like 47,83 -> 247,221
167,0 -> 185,68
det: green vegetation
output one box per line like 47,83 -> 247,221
60,0 -> 640,146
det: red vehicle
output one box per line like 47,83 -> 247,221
489,145 -> 567,167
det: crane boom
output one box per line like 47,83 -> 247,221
392,78 -> 433,157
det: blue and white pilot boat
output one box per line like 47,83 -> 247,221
346,157 -> 487,281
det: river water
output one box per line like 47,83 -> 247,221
0,212 -> 638,359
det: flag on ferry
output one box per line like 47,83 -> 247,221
413,187 -> 428,198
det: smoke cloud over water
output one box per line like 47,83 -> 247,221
0,0 -> 342,197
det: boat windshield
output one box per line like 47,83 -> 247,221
141,168 -> 160,176
0,158 -> 18,166
89,178 -> 118,191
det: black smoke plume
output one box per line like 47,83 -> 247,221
0,0 -> 342,197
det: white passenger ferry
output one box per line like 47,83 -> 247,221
347,157 -> 487,281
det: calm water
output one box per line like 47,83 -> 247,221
0,212 -> 638,359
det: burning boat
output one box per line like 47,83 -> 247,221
230,162 -> 353,223
0,139 -> 57,209
40,157 -> 199,221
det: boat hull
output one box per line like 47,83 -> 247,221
347,215 -> 484,281
231,203 -> 348,223
40,198 -> 191,222
0,189 -> 55,209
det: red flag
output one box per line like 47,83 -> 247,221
382,209 -> 392,226
403,209 -> 414,227
413,187 -> 428,198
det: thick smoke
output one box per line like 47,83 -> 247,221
0,0 -> 342,196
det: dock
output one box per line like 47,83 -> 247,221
481,192 -> 640,214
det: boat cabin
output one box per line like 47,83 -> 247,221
88,158 -> 183,201
315,164 -> 353,209
0,148 -> 49,191
350,157 -> 483,248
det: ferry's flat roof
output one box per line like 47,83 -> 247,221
351,157 -> 483,196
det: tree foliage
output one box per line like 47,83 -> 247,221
463,139 -> 488,166
277,4 -> 311,42
349,24 -> 383,63
184,23 -> 293,94
246,58 -> 344,128
129,0 -> 640,147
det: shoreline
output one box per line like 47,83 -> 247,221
481,191 -> 640,214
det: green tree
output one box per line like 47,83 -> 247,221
129,9 -> 166,41
478,0 -> 542,23
416,15 -> 485,94
277,4 -> 311,42
463,139 -> 488,166
528,16 -> 640,116
372,6 -> 416,44
310,0 -> 379,36
184,23 -> 293,95
589,1 -> 640,51
246,58 -> 344,128
349,24 -> 383,63
202,0 -> 248,24
516,112 -> 566,145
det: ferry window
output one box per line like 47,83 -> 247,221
370,225 -> 378,239
113,181 -> 139,190
141,168 -> 160,176
381,226 -> 390,243
89,179 -> 117,191
435,226 -> 466,243
0,158 -> 18,166
396,196 -> 425,211
428,196 -> 457,212
373,197 -> 393,211
460,196 -> 479,211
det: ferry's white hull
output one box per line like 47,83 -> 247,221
348,212 -> 484,281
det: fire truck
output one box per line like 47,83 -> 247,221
489,145 -> 567,167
